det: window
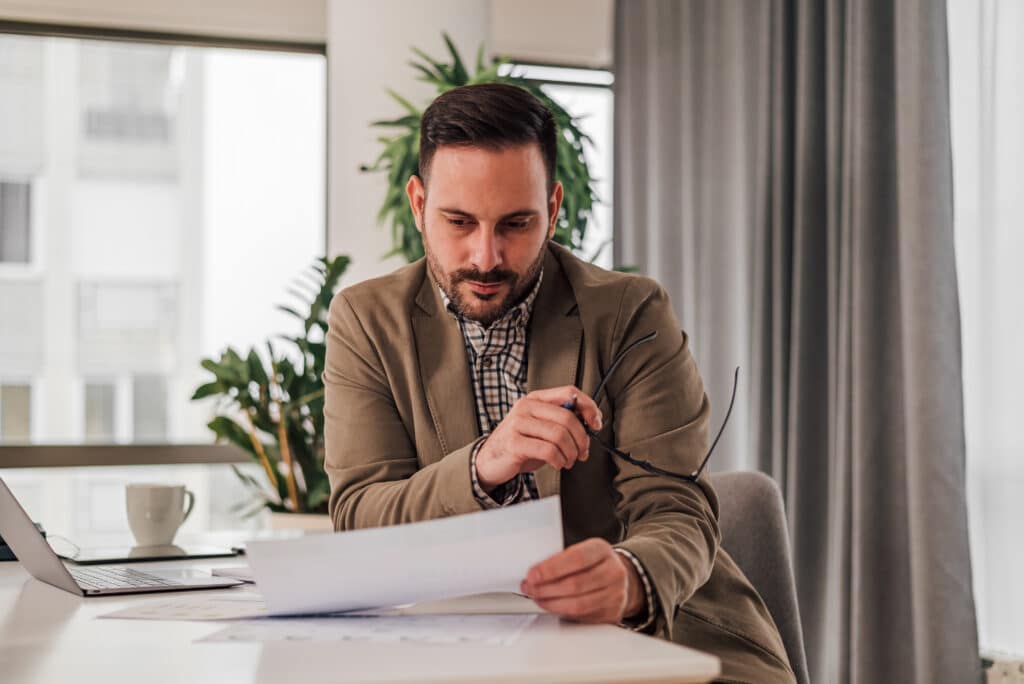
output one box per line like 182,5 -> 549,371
132,374 -> 167,442
0,383 -> 32,442
499,64 -> 615,269
0,32 -> 326,447
0,181 -> 31,263
84,381 -> 116,442
948,0 -> 1024,655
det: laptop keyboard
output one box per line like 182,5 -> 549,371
70,566 -> 182,590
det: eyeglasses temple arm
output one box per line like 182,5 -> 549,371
690,366 -> 740,478
591,330 -> 659,408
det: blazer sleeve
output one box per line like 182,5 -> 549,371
323,292 -> 486,531
608,278 -> 721,642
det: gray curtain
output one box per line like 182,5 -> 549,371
614,2 -> 981,683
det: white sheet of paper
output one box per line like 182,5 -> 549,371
98,592 -> 542,622
197,614 -> 538,646
349,592 -> 542,616
99,594 -> 268,621
245,496 -> 563,616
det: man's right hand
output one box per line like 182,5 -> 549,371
475,386 -> 603,492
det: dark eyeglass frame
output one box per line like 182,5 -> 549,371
563,331 -> 739,483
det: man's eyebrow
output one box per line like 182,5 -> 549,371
437,208 -> 539,220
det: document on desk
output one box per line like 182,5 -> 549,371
98,591 -> 541,622
197,614 -> 538,646
99,594 -> 268,621
245,495 -> 563,617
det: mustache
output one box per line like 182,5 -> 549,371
451,268 -> 516,285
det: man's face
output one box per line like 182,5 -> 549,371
406,143 -> 563,327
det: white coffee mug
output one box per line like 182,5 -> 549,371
126,483 -> 195,547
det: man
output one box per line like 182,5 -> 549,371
324,83 -> 795,684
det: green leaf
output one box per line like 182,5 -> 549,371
442,33 -> 468,85
276,305 -> 304,320
207,416 -> 255,454
474,42 -> 486,74
191,381 -> 224,401
387,89 -> 421,116
410,47 -> 453,83
306,477 -> 331,511
246,349 -> 269,386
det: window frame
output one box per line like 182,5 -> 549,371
0,21 -> 326,468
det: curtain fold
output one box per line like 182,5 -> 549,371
614,1 -> 980,682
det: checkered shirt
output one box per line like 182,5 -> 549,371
439,270 -> 657,632
441,272 -> 543,505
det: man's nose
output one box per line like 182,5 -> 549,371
470,227 -> 502,273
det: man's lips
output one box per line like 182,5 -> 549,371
466,280 -> 506,295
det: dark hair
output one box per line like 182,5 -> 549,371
419,83 -> 557,191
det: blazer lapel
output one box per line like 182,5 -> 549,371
527,247 -> 583,499
412,272 -> 480,458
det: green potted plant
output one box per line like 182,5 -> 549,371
191,255 -> 350,529
362,33 -> 604,263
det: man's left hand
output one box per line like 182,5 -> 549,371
521,538 -> 645,624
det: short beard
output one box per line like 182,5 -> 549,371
424,228 -> 546,328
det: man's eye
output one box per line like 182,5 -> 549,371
447,218 -> 471,227
504,221 -> 530,230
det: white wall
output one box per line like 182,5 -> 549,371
326,0 -> 491,285
0,0 -> 325,44
491,0 -> 613,68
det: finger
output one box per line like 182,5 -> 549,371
524,557 -> 623,601
515,436 -> 568,470
517,410 -> 583,468
524,400 -> 590,461
530,386 -> 603,431
520,457 -> 548,472
526,539 -> 610,586
567,391 -> 603,432
532,584 -> 619,620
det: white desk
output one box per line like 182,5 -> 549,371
0,558 -> 720,684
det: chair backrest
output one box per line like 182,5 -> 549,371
710,471 -> 810,684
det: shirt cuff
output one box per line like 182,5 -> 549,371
470,439 -> 524,509
614,548 -> 657,632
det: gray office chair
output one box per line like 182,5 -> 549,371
710,471 -> 810,684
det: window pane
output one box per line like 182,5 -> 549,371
84,382 -> 115,442
0,33 -> 325,445
499,64 -> 615,269
132,374 -> 167,442
0,383 -> 31,442
78,42 -> 178,178
0,181 -> 31,263
0,280 -> 43,375
540,82 -> 614,269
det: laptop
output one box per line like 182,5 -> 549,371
0,477 -> 243,596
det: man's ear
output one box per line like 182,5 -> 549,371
547,181 -> 564,239
406,175 -> 426,234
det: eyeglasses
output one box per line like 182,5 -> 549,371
563,331 -> 739,483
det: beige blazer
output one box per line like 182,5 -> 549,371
324,242 -> 795,684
